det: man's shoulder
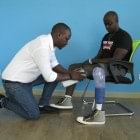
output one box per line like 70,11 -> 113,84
102,32 -> 110,40
37,33 -> 53,46
118,28 -> 132,38
27,34 -> 52,53
37,34 -> 51,40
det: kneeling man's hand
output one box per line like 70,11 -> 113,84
69,70 -> 86,81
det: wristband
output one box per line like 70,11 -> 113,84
89,59 -> 92,64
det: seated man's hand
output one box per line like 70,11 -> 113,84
70,71 -> 86,81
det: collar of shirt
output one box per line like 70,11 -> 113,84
48,33 -> 56,51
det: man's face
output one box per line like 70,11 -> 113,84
103,15 -> 118,33
56,30 -> 71,49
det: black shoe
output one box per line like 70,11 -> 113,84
39,105 -> 59,114
0,94 -> 5,108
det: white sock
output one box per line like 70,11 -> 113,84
96,104 -> 102,110
65,95 -> 72,98
39,105 -> 44,108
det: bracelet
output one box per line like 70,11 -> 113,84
88,59 -> 92,64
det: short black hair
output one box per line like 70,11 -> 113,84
51,23 -> 71,34
104,11 -> 119,22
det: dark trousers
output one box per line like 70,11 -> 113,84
2,75 -> 58,119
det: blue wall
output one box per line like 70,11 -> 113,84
0,0 -> 140,92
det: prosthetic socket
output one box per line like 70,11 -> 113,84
92,67 -> 105,104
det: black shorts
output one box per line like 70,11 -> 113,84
68,63 -> 126,78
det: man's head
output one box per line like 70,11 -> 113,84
103,11 -> 119,33
51,23 -> 71,49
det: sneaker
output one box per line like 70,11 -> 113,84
0,94 -> 5,108
39,105 -> 59,114
76,110 -> 105,125
50,95 -> 73,109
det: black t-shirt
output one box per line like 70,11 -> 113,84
97,28 -> 132,61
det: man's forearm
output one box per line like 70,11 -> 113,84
53,64 -> 69,74
56,73 -> 71,81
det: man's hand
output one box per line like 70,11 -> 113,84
69,71 -> 86,80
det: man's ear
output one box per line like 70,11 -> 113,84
58,33 -> 61,38
54,32 -> 60,41
58,32 -> 63,38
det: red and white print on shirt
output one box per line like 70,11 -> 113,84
103,41 -> 113,50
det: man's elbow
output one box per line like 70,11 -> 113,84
43,73 -> 57,82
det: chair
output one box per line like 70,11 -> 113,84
81,40 -> 140,117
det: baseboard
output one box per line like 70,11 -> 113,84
1,87 -> 140,99
56,91 -> 140,99
0,86 -> 4,93
26,89 -> 140,99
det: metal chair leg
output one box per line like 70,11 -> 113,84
104,100 -> 134,117
81,79 -> 91,104
81,80 -> 134,117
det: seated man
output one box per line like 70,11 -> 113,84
50,11 -> 133,124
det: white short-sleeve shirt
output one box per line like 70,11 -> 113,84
2,34 -> 59,83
